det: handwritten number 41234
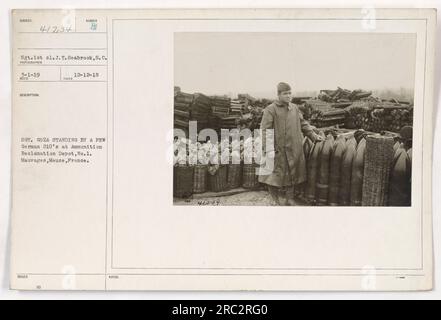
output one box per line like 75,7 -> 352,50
39,25 -> 73,33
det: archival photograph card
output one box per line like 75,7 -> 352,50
10,8 -> 436,291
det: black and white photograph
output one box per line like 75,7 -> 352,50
4,6 -> 437,295
173,32 -> 415,207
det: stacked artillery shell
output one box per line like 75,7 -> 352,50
313,109 -> 347,128
338,137 -> 357,206
230,99 -> 247,115
238,106 -> 264,131
343,99 -> 412,134
344,102 -> 372,129
303,136 -> 314,159
210,95 -> 231,118
304,99 -> 334,112
316,134 -> 334,205
304,99 -> 334,127
209,95 -> 230,132
291,96 -> 312,105
352,103 -> 411,134
387,108 -> 412,132
305,139 -> 323,204
298,103 -> 313,120
300,136 -> 314,199
350,138 -> 366,206
237,93 -> 256,107
388,145 -> 412,206
211,106 -> 230,117
361,135 -> 395,206
174,92 -> 193,108
174,92 -> 194,130
331,102 -> 353,109
406,148 -> 413,197
364,109 -> 386,132
220,116 -> 240,130
328,135 -> 347,206
191,93 -> 212,130
318,87 -> 373,103
207,114 -> 222,133
352,91 -> 372,100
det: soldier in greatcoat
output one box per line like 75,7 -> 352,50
259,82 -> 323,205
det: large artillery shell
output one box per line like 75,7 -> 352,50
300,137 -> 314,199
328,135 -> 347,206
305,139 -> 324,204
388,146 -> 412,206
350,138 -> 366,206
316,134 -> 334,205
339,137 -> 357,206
303,136 -> 313,159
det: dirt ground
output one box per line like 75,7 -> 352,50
174,190 -> 308,206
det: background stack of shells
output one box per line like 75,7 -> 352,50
210,95 -> 231,117
174,86 -> 413,136
191,93 -> 212,131
174,88 -> 193,132
297,87 -> 413,134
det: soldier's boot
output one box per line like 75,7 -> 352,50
268,186 -> 281,206
285,186 -> 297,206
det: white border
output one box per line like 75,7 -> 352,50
0,0 -> 439,300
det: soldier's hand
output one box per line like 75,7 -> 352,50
314,134 -> 324,142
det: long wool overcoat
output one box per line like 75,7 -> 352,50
258,100 -> 316,187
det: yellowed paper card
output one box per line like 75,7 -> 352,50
10,8 -> 436,291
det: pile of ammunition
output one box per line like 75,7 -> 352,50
174,86 -> 413,136
318,87 -> 375,103
210,95 -> 231,118
301,131 -> 412,207
345,102 -> 413,133
297,87 -> 413,134
220,116 -> 240,129
237,105 -> 264,131
191,93 -> 212,130
230,100 -> 247,115
174,91 -> 193,130
310,109 -> 347,128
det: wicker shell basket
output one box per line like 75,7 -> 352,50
208,165 -> 228,192
362,135 -> 394,206
242,163 -> 260,189
174,165 -> 194,198
227,164 -> 242,189
193,165 -> 208,194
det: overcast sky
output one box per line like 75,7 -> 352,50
174,32 -> 416,98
